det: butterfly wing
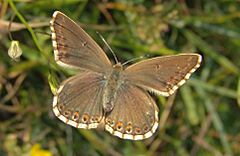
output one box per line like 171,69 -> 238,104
50,11 -> 112,73
53,71 -> 105,129
104,84 -> 159,140
124,54 -> 202,96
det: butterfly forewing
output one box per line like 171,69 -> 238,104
104,84 -> 159,140
53,71 -> 105,129
50,11 -> 112,73
124,54 -> 202,96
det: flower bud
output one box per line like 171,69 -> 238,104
8,40 -> 22,61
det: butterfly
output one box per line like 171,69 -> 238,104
50,11 -> 202,140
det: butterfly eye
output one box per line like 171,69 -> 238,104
103,75 -> 108,80
81,41 -> 87,46
58,104 -> 64,111
110,120 -> 115,127
125,125 -> 133,134
82,114 -> 90,123
134,127 -> 142,134
115,121 -> 123,131
90,116 -> 95,122
63,110 -> 71,117
91,116 -> 100,123
94,115 -> 101,122
143,125 -> 150,133
106,118 -> 112,124
72,112 -> 80,121
106,118 -> 115,126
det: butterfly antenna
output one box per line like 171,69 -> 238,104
122,54 -> 150,66
96,32 -> 119,63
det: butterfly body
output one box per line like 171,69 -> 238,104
50,11 -> 202,140
103,63 -> 123,112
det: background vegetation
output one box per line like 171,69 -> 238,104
0,0 -> 240,155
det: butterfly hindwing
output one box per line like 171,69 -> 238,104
53,71 -> 105,129
104,83 -> 159,140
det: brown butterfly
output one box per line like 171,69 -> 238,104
50,11 -> 202,140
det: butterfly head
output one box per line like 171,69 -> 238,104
113,62 -> 123,71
